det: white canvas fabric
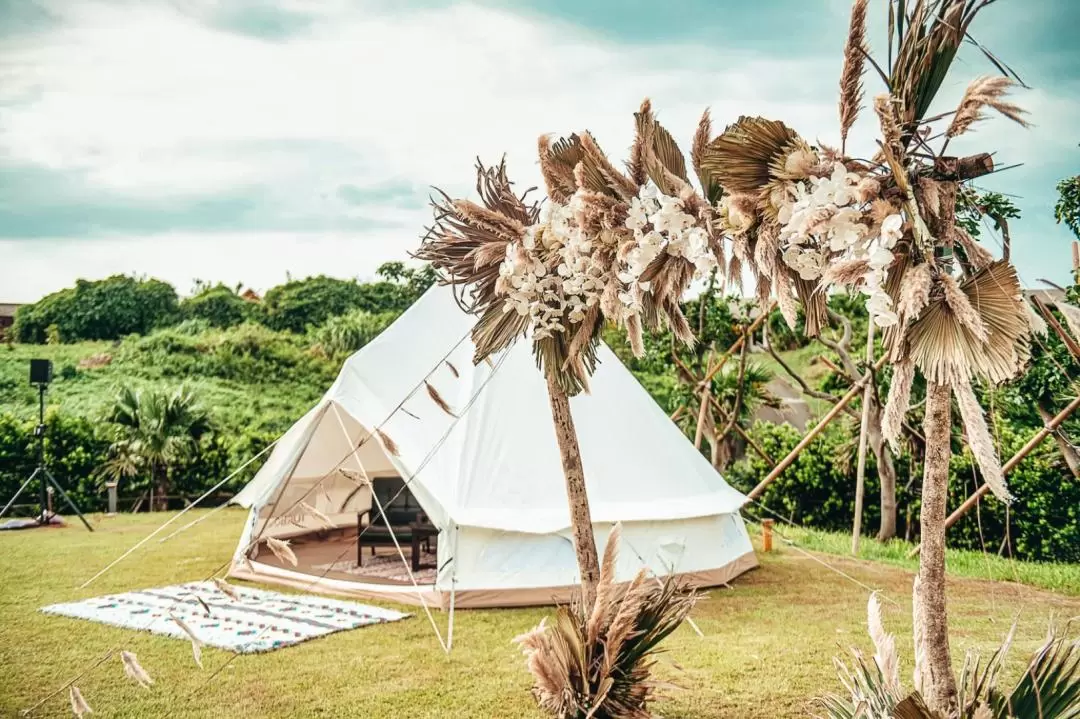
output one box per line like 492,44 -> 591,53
229,285 -> 757,608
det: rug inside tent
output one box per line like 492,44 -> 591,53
41,581 -> 410,653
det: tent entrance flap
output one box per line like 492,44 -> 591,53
253,401 -> 401,539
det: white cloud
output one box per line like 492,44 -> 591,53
0,0 -> 1076,302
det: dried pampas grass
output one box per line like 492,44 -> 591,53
375,428 -> 400,457
425,381 -> 456,417
946,76 -> 1031,139
300,502 -> 335,530
953,379 -> 1013,503
952,225 -> 995,270
882,359 -> 915,452
212,577 -> 241,601
194,594 -> 212,617
838,0 -> 869,147
170,614 -> 204,668
70,686 -> 92,717
120,650 -> 153,689
821,258 -> 871,288
874,94 -> 903,158
941,273 -> 989,342
1025,301 -> 1048,337
867,593 -> 900,695
586,523 -> 621,647
444,361 -> 459,378
266,537 -> 298,567
776,277 -> 800,331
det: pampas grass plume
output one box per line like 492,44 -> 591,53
69,686 -> 92,717
953,380 -> 1013,503
266,537 -> 298,567
120,650 -> 153,689
425,381 -> 456,417
213,577 -> 241,601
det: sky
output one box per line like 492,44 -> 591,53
1,0 -> 1078,303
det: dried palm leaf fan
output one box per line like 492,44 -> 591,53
700,116 -> 800,194
906,260 -> 1030,387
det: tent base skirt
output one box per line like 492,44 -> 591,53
228,550 -> 758,610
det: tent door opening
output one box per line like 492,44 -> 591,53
358,477 -> 438,572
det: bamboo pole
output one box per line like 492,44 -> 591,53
700,303 -> 776,387
693,346 -> 717,450
907,394 -> 1080,557
851,317 -> 876,555
693,304 -> 776,450
708,395 -> 775,466
748,355 -> 887,500
1031,294 -> 1080,360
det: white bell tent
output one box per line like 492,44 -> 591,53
228,285 -> 757,609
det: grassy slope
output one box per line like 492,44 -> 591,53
2,511 -> 1078,718
0,341 -> 320,436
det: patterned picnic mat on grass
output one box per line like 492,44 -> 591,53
41,581 -> 410,653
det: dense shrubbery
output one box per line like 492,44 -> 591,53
311,308 -> 398,358
0,411 -> 112,513
726,418 -> 1080,564
116,322 -> 340,387
13,263 -> 436,343
13,275 -> 178,344
179,284 -> 252,328
260,268 -> 428,333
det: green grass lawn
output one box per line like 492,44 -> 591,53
1,511 -> 1078,718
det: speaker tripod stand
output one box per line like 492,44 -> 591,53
0,381 -> 93,531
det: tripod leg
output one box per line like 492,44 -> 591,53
0,469 -> 40,520
43,469 -> 94,532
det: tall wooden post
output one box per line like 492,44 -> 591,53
851,317 -> 876,554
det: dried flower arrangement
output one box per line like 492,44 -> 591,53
416,0 -> 1038,713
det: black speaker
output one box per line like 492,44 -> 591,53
29,359 -> 53,385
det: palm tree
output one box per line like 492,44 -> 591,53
103,386 -> 210,511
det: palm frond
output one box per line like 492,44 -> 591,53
906,261 -> 1030,386
514,530 -> 696,718
988,624 -> 1080,719
634,98 -> 689,196
700,116 -> 801,194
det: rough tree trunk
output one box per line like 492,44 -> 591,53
867,405 -> 898,540
1037,401 -> 1080,478
914,381 -> 957,712
546,373 -> 601,607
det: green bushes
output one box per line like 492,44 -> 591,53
260,276 -> 415,333
0,411 -> 111,513
311,308 -> 399,358
117,322 -> 337,386
179,285 -> 252,328
12,265 -> 437,344
727,419 -> 1080,564
13,275 -> 178,343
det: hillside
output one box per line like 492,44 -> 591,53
1,332 -> 329,439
